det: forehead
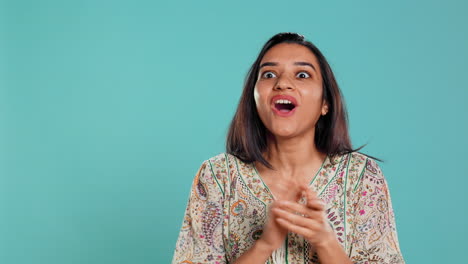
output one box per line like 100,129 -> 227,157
260,43 -> 319,66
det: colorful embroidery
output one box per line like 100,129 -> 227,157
172,152 -> 405,264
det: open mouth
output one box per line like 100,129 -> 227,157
274,100 -> 296,113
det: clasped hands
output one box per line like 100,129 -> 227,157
263,185 -> 337,250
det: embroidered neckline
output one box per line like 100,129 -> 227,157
251,155 -> 330,201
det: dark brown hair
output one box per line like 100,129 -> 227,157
226,32 -> 380,169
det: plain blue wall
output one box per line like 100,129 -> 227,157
2,0 -> 467,263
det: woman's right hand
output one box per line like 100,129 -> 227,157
256,200 -> 289,252
257,182 -> 304,252
233,199 -> 293,264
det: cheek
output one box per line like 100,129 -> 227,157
253,87 -> 261,106
301,87 -> 323,106
298,89 -> 324,122
253,85 -> 269,110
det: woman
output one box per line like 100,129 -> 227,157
172,32 -> 405,264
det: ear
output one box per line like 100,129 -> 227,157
321,100 -> 329,116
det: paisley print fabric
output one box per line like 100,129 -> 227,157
172,152 -> 405,264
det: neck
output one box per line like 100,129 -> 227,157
262,130 -> 326,175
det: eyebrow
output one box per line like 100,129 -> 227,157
259,61 -> 317,72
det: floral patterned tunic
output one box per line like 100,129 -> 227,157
172,152 -> 405,264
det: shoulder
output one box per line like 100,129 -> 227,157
198,152 -> 242,194
344,151 -> 383,174
205,152 -> 230,166
349,152 -> 388,190
331,151 -> 369,174
204,152 -> 248,171
349,151 -> 369,162
193,153 -> 230,174
203,152 -> 234,173
192,153 -> 229,183
328,151 -> 368,167
337,151 -> 385,191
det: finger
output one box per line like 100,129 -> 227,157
269,201 -> 282,214
298,186 -> 324,210
304,189 -> 325,211
273,207 -> 309,227
272,207 -> 322,226
276,217 -> 318,240
304,186 -> 318,200
276,200 -> 322,218
300,185 -> 318,197
307,198 -> 325,211
272,205 -> 322,220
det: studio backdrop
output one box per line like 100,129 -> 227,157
2,0 -> 467,263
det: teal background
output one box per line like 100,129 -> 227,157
2,0 -> 467,263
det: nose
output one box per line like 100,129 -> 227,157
273,75 -> 294,91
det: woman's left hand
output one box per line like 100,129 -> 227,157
271,185 -> 337,249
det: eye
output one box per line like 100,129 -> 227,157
261,71 -> 276,79
296,71 -> 310,78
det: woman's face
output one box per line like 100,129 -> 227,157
254,43 -> 328,139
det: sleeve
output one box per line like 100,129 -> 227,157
171,160 -> 227,264
348,159 -> 405,264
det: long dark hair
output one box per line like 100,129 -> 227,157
226,32 -> 380,169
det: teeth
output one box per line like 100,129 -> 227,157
275,99 -> 293,104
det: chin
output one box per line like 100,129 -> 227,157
270,127 -> 297,139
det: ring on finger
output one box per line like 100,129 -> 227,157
294,211 -> 309,218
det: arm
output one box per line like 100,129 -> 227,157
348,159 -> 405,264
315,236 -> 353,264
232,240 -> 273,264
172,161 -> 227,264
